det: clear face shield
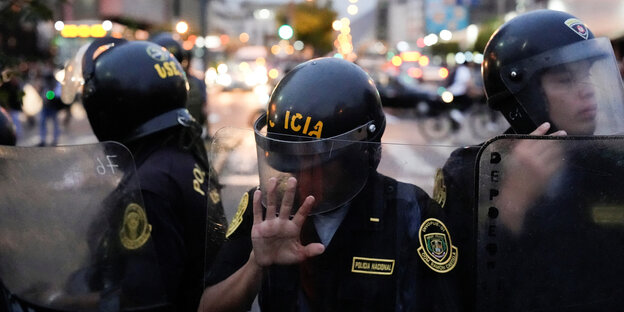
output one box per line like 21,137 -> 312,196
61,43 -> 89,105
253,114 -> 373,215
61,38 -> 126,105
500,37 -> 624,135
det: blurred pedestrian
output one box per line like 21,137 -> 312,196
0,68 -> 24,141
38,71 -> 63,146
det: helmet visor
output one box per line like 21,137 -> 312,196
60,43 -> 89,105
254,115 -> 372,215
501,37 -> 624,135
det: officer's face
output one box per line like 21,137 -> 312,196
541,61 -> 597,135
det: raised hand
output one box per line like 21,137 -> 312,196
498,122 -> 566,234
251,177 -> 325,267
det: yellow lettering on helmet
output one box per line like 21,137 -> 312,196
307,121 -> 323,138
163,62 -> 174,76
170,61 -> 182,76
284,111 -> 291,129
290,113 -> 302,131
154,64 -> 167,78
302,117 -> 311,134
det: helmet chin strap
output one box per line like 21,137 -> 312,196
123,108 -> 200,143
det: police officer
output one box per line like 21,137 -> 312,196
435,9 -> 624,310
67,38 -> 227,311
150,33 -> 208,135
199,57 -> 458,311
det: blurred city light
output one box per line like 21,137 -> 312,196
396,41 -> 409,52
438,67 -> 449,79
347,5 -> 358,15
441,91 -> 454,103
176,21 -> 189,34
293,40 -> 304,51
439,29 -> 452,41
391,55 -> 402,66
332,20 -> 342,31
205,35 -> 221,49
239,32 -> 250,43
54,21 -> 64,31
423,34 -> 438,46
455,52 -> 466,64
278,24 -> 294,40
254,9 -> 272,20
102,20 -> 113,31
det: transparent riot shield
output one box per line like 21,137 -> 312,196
0,142 -> 167,311
476,136 -> 624,311
209,126 -> 468,310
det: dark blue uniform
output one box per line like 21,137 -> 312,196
207,172 -> 460,311
134,140 -> 226,311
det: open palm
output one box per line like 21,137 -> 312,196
251,177 -> 325,267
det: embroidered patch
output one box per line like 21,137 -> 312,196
226,193 -> 248,238
564,18 -> 589,40
417,218 -> 458,273
146,45 -> 169,62
351,257 -> 395,275
120,203 -> 152,250
433,168 -> 447,208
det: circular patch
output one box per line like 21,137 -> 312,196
120,203 -> 152,250
226,192 -> 249,238
146,46 -> 169,62
433,168 -> 447,208
417,218 -> 458,273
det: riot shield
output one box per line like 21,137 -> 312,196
476,136 -> 624,311
0,142 -> 167,311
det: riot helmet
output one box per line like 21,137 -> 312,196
63,38 -> 194,143
254,57 -> 385,215
0,107 -> 16,146
150,32 -> 184,63
483,10 -> 624,135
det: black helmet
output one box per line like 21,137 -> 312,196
254,57 -> 385,214
75,38 -> 193,142
483,9 -> 624,134
0,107 -> 16,146
150,32 -> 184,63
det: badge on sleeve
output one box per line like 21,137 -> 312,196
120,203 -> 152,250
226,192 -> 249,238
417,218 -> 458,273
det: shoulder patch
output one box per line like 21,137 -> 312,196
417,218 -> 458,273
226,192 -> 249,238
120,203 -> 152,250
433,168 -> 447,208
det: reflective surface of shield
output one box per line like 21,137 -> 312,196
0,142 -> 167,311
476,136 -> 624,311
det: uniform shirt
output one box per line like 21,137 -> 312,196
206,172 -> 460,312
135,143 -> 226,311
